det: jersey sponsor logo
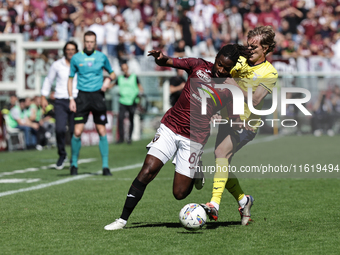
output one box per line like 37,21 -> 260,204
152,134 -> 160,143
197,84 -> 222,106
196,70 -> 211,83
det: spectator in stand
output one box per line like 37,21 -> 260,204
299,10 -> 318,41
104,15 -> 120,58
322,37 -> 334,57
89,16 -> 105,51
198,37 -> 216,57
53,0 -> 71,41
140,0 -> 154,27
118,0 -> 129,11
191,8 -> 207,45
258,3 -> 278,29
1,94 -> 17,114
297,37 -> 312,57
228,5 -> 243,43
119,21 -> 134,55
151,18 -> 163,50
104,0 -> 118,18
212,3 -> 228,50
122,0 -> 141,32
134,20 -> 150,56
8,98 -> 39,149
82,0 -> 97,21
195,0 -> 216,29
279,5 -> 303,38
243,4 -> 258,30
0,15 -> 11,34
74,20 -> 88,48
162,21 -> 176,56
282,38 -> 298,58
18,4 -> 31,41
174,39 -> 186,58
30,0 -> 47,19
7,0 -> 18,25
44,6 -> 58,39
178,8 -> 194,48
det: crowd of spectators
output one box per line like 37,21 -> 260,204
1,0 -> 340,59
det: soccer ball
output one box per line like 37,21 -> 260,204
179,203 -> 207,231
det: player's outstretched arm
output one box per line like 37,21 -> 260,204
147,50 -> 174,67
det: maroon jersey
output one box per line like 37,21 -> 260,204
161,58 -> 237,145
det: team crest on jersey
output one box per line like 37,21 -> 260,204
87,62 -> 93,67
196,70 -> 211,82
152,134 -> 160,143
100,115 -> 106,121
252,72 -> 262,81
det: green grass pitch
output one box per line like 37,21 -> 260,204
0,134 -> 339,254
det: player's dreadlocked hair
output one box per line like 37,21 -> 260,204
248,26 -> 276,55
216,44 -> 252,65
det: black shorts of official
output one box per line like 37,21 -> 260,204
215,124 -> 257,154
74,90 -> 108,125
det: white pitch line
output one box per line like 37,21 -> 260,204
0,163 -> 142,198
0,178 -> 41,183
0,158 -> 97,177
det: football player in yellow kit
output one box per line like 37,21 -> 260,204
202,26 -> 278,225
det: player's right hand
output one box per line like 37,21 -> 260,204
147,50 -> 164,60
69,99 -> 76,112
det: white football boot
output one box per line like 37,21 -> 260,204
104,218 -> 126,230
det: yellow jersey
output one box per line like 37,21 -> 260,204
221,56 -> 278,132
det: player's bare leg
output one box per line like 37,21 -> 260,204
104,155 -> 163,230
173,171 -> 195,200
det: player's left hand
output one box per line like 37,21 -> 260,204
210,114 -> 221,124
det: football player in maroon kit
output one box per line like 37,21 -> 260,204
104,44 -> 252,230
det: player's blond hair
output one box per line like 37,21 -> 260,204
247,26 -> 276,55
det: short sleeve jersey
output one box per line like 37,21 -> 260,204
161,58 -> 237,145
221,56 -> 278,131
70,51 -> 113,92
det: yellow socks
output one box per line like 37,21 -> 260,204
225,174 -> 245,204
211,158 -> 229,207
